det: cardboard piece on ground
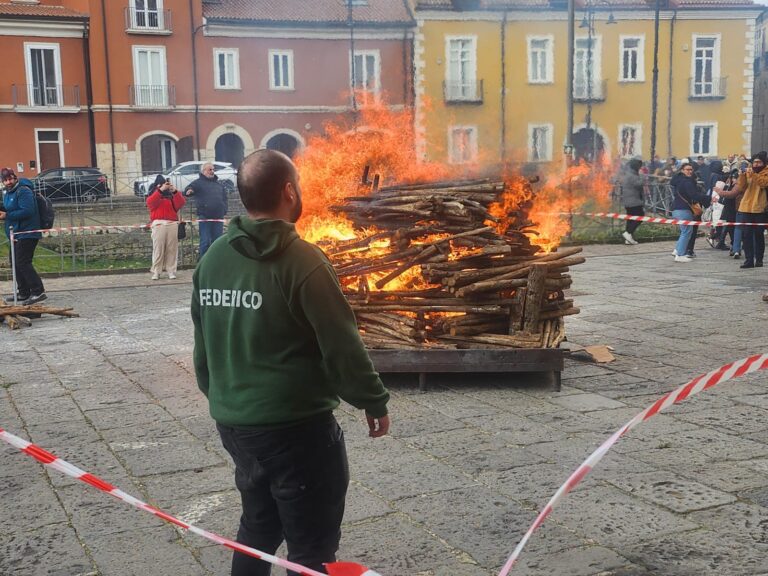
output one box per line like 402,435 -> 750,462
563,342 -> 616,363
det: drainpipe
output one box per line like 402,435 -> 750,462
189,0 -> 202,161
566,0 -> 575,159
82,19 -> 97,167
649,0 -> 661,163
348,0 -> 357,114
666,9 -> 676,157
99,0 -> 116,184
500,11 -> 507,163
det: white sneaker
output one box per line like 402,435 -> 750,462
674,255 -> 693,263
622,231 -> 638,245
672,249 -> 678,256
168,274 -> 177,280
151,274 -> 159,280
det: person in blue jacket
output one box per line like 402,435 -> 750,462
0,167 -> 46,304
183,163 -> 228,258
670,162 -> 711,263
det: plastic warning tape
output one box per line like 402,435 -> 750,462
0,427 -> 381,576
571,212 -> 768,227
12,218 -> 229,236
498,352 -> 768,575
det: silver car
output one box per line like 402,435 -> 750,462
133,161 -> 237,197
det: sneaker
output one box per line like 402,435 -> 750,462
622,231 -> 638,245
168,274 -> 177,280
733,252 -> 741,259
151,274 -> 159,281
24,293 -> 47,305
672,249 -> 678,256
757,261 -> 764,268
686,252 -> 697,258
3,294 -> 29,304
674,255 -> 693,263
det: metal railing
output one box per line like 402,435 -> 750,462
11,84 -> 80,109
573,80 -> 607,102
124,7 -> 172,32
129,85 -> 175,108
443,79 -> 484,104
689,77 -> 727,100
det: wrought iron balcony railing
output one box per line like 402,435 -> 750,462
689,77 -> 726,100
124,7 -> 172,33
129,85 -> 175,108
11,84 -> 80,110
573,80 -> 607,102
443,79 -> 484,104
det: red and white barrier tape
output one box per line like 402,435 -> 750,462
0,427 -> 380,576
570,212 -> 768,227
498,352 -> 768,575
15,218 -> 229,236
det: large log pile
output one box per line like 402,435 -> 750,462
322,176 -> 584,350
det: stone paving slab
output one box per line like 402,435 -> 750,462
3,240 -> 768,575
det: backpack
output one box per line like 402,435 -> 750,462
36,193 -> 55,229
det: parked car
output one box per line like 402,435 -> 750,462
32,167 -> 111,203
133,161 -> 237,197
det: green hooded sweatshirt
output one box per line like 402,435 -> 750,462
191,216 -> 389,427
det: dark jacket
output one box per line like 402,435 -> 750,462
185,174 -> 228,219
3,178 -> 41,239
671,172 -> 711,212
191,216 -> 389,427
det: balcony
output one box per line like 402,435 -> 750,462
129,85 -> 176,109
12,84 -> 81,113
573,80 -> 607,102
124,7 -> 172,34
443,80 -> 484,104
689,77 -> 726,100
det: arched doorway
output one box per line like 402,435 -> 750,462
265,133 -> 300,158
215,133 -> 245,168
572,127 -> 606,164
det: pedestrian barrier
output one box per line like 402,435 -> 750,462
498,352 -> 768,574
0,424 -> 380,576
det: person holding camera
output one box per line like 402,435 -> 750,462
146,174 -> 186,280
719,152 -> 768,269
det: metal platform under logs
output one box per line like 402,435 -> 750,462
367,347 -> 565,392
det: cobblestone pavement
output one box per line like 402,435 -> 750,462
2,239 -> 768,576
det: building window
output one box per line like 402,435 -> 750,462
445,36 -> 478,101
132,46 -> 168,106
448,126 -> 478,164
24,43 -> 62,107
691,123 -> 717,156
351,50 -> 380,97
159,137 -> 176,171
618,124 -> 642,157
527,36 -> 553,84
692,35 -> 720,97
528,124 -> 553,162
269,50 -> 294,90
214,48 -> 239,90
129,0 -> 163,30
574,36 -> 601,99
620,36 -> 644,82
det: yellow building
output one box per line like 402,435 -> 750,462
414,0 -> 763,167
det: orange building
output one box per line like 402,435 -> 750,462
0,0 -> 415,194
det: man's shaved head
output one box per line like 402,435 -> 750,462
237,149 -> 298,214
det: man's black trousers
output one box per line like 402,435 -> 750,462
9,238 -> 44,298
217,413 -> 349,576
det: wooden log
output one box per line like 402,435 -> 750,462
449,321 -> 509,336
374,245 -> 439,289
0,305 -> 79,318
351,304 -> 509,314
538,307 -> 580,320
522,263 -> 548,333
454,272 -> 530,297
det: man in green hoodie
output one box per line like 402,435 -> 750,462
191,149 -> 390,576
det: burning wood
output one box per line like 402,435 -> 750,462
321,174 -> 583,350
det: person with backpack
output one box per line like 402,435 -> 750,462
0,167 -> 46,304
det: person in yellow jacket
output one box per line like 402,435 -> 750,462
719,151 -> 768,269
